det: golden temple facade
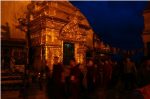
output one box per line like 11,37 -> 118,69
27,1 -> 94,71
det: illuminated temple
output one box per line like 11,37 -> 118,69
3,1 -> 149,72
28,1 -> 94,70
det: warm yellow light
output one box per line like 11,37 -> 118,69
51,29 -> 54,42
45,46 -> 48,60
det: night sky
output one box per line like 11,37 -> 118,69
71,1 -> 148,50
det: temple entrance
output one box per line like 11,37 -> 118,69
63,42 -> 75,65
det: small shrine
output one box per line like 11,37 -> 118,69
27,1 -> 93,71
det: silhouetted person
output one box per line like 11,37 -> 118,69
86,59 -> 96,93
139,58 -> 150,86
64,67 -> 71,99
44,61 -> 52,99
77,63 -> 84,94
69,58 -> 81,99
124,58 -> 137,90
109,61 -> 121,89
51,56 -> 63,99
95,60 -> 105,87
103,60 -> 112,88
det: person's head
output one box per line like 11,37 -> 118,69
126,57 -> 131,62
54,56 -> 59,64
105,60 -> 109,64
114,61 -> 117,65
70,58 -> 76,67
87,59 -> 94,66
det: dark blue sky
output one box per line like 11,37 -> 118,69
71,1 -> 148,50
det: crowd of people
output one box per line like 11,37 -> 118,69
21,55 -> 150,99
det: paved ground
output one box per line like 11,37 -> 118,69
1,86 -> 143,99
1,89 -> 140,99
1,83 -> 47,99
1,80 -> 144,99
1,90 -> 47,99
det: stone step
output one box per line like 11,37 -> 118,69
1,71 -> 24,91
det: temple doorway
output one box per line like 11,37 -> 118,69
63,42 -> 75,65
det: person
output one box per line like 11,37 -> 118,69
44,61 -> 53,99
95,60 -> 105,87
109,61 -> 121,89
51,56 -> 64,99
86,59 -> 96,93
44,61 -> 51,80
63,67 -> 71,99
139,58 -> 150,87
69,58 -> 82,99
123,58 -> 137,90
103,60 -> 113,88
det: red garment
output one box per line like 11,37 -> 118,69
70,65 -> 82,99
138,84 -> 150,99
104,63 -> 112,78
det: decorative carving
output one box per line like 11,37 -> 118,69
59,11 -> 87,43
